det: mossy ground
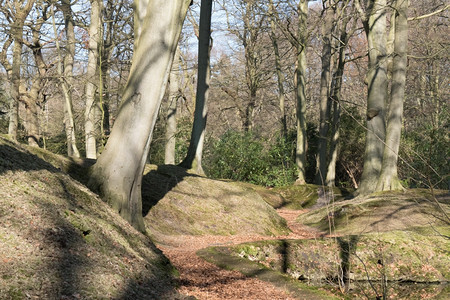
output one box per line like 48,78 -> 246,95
297,190 -> 449,235
0,136 -> 186,299
142,165 -> 290,241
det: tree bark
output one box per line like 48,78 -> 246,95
60,0 -> 80,158
85,0 -> 102,159
8,0 -> 35,140
268,0 -> 287,138
357,0 -> 388,195
295,0 -> 308,184
179,0 -> 212,174
376,0 -> 408,191
165,46 -> 180,165
88,0 -> 191,232
316,1 -> 335,185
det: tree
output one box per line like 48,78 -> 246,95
179,0 -> 213,174
315,0 -> 335,185
165,46 -> 181,165
85,0 -> 102,159
376,0 -> 409,191
88,0 -> 191,232
21,1 -> 50,147
295,0 -> 308,184
357,0 -> 388,195
6,0 -> 35,140
59,0 -> 80,158
268,0 -> 287,138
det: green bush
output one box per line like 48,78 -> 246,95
204,130 -> 298,187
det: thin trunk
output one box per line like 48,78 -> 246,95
268,0 -> 287,137
357,0 -> 388,195
377,0 -> 408,191
88,0 -> 191,232
60,1 -> 80,158
316,1 -> 334,185
9,28 -> 22,140
165,46 -> 180,165
85,0 -> 102,159
179,0 -> 212,174
295,0 -> 308,184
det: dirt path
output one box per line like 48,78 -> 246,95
157,209 -> 321,300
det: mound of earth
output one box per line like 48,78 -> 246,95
142,165 -> 290,241
241,184 -> 352,210
0,136 -> 185,299
297,190 -> 449,234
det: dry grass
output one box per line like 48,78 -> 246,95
0,136 -> 185,299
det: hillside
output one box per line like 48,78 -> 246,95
0,136 -> 186,299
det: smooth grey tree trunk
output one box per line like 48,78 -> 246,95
357,0 -> 388,195
85,0 -> 102,159
179,0 -> 212,174
316,1 -> 335,185
377,0 -> 408,191
60,1 -> 80,158
165,46 -> 180,165
88,0 -> 191,232
295,0 -> 308,184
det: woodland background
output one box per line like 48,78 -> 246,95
0,0 -> 448,190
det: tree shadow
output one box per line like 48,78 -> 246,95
141,164 -> 200,217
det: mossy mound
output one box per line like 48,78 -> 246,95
297,190 -> 449,234
0,137 -> 184,299
232,228 -> 449,283
263,184 -> 352,209
142,165 -> 290,240
225,228 -> 449,298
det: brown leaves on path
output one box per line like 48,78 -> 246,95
158,209 -> 321,300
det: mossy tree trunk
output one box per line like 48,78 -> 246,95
88,0 -> 191,232
376,0 -> 409,191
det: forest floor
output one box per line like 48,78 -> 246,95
157,209 -> 327,300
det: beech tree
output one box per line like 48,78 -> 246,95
179,0 -> 213,174
376,0 -> 409,191
88,0 -> 191,232
356,0 -> 388,195
84,0 -> 102,159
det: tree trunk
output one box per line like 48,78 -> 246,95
60,1 -> 80,158
179,0 -> 212,174
316,1 -> 335,185
268,0 -> 287,138
165,46 -> 180,165
377,0 -> 408,191
85,0 -> 102,159
357,0 -> 388,195
88,0 -> 191,232
295,0 -> 308,184
9,27 -> 22,141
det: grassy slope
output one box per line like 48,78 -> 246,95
142,165 -> 290,242
0,136 -> 184,299
297,190 -> 450,235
